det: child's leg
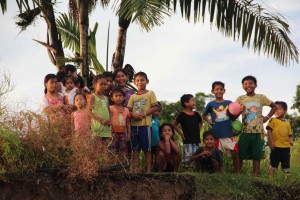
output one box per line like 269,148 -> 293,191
151,146 -> 157,171
172,152 -> 182,172
210,158 -> 220,173
230,150 -> 240,175
156,151 -> 166,172
253,160 -> 260,176
131,150 -> 141,173
144,151 -> 152,173
281,148 -> 291,178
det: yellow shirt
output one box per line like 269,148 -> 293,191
267,118 -> 292,148
128,90 -> 157,126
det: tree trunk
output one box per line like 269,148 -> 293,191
42,0 -> 65,71
77,0 -> 89,86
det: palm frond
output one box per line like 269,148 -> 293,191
172,0 -> 298,65
0,0 -> 7,14
15,7 -> 41,31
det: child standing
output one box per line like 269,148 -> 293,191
202,81 -> 240,174
190,131 -> 223,173
63,75 -> 78,105
127,72 -> 158,173
156,123 -> 181,172
71,93 -> 92,137
266,101 -> 293,177
113,69 -> 134,107
236,75 -> 277,176
173,94 -> 202,168
110,87 -> 131,160
88,74 -> 111,146
151,101 -> 162,170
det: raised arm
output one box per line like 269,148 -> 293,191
263,102 -> 277,123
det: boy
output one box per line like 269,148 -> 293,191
202,81 -> 240,174
266,101 -> 293,177
236,75 -> 277,176
173,94 -> 202,168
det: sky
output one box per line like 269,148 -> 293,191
0,0 -> 299,115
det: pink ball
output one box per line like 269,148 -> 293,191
228,102 -> 241,115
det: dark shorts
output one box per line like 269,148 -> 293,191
131,126 -> 152,152
270,147 -> 290,171
111,132 -> 128,155
238,133 -> 264,160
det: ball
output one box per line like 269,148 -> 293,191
228,102 -> 241,115
231,120 -> 242,135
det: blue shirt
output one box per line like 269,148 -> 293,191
151,117 -> 160,146
203,100 -> 233,138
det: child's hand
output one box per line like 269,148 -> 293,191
208,119 -> 215,126
202,150 -> 212,156
132,113 -> 143,120
165,134 -> 171,141
104,120 -> 112,126
181,135 -> 186,141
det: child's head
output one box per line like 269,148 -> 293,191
159,123 -> 174,139
113,69 -> 128,88
93,74 -> 107,94
202,131 -> 215,148
74,93 -> 87,109
103,71 -> 114,90
211,81 -> 225,99
242,75 -> 257,94
134,72 -> 149,91
110,87 -> 125,105
275,101 -> 288,118
44,74 -> 57,94
152,101 -> 162,118
63,75 -> 76,90
180,94 -> 195,109
76,75 -> 84,89
65,64 -> 78,78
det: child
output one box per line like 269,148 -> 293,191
173,94 -> 202,168
190,131 -> 223,173
56,64 -> 78,93
110,87 -> 131,160
202,81 -> 240,174
76,75 -> 90,94
88,74 -> 111,146
63,75 -> 78,105
151,101 -> 162,170
266,101 -> 293,177
113,69 -> 134,107
156,123 -> 181,172
236,75 -> 277,176
103,71 -> 114,98
71,93 -> 95,137
127,72 -> 158,173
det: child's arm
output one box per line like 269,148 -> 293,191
126,116 -> 131,141
263,102 -> 277,123
172,121 -> 185,141
190,149 -> 211,161
266,127 -> 275,149
170,139 -> 180,154
201,114 -> 214,125
289,135 -> 293,146
64,95 -> 69,105
88,94 -> 95,111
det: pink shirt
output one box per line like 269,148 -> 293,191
73,109 -> 91,137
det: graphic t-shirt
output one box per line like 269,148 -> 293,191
127,90 -> 157,126
267,118 -> 292,148
203,100 -> 233,138
176,111 -> 202,144
236,94 -> 272,134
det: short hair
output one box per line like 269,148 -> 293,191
242,75 -> 257,85
93,74 -> 106,85
159,123 -> 175,137
110,87 -> 125,97
134,71 -> 148,81
212,81 -> 225,90
275,101 -> 288,111
203,131 -> 215,140
180,94 -> 194,108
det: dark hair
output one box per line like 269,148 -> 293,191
111,87 -> 126,97
103,71 -> 114,79
74,93 -> 87,108
65,64 -> 77,74
275,101 -> 288,111
56,71 -> 65,82
76,75 -> 84,89
159,123 -> 175,137
180,94 -> 193,108
157,101 -> 162,111
203,131 -> 215,140
134,71 -> 148,81
212,81 -> 225,90
242,75 -> 257,85
93,74 -> 106,85
113,69 -> 128,79
44,74 -> 57,94
63,75 -> 77,86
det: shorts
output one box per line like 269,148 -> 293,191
111,132 -> 128,155
238,133 -> 264,160
183,143 -> 199,167
215,137 -> 238,156
270,147 -> 290,172
131,126 -> 152,152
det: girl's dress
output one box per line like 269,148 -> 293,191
91,93 -> 111,138
73,109 -> 91,137
64,87 -> 77,105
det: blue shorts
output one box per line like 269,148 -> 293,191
131,126 -> 152,152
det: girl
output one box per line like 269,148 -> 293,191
71,93 -> 92,137
113,69 -> 134,107
63,75 -> 78,105
88,74 -> 111,146
156,123 -> 181,172
190,131 -> 223,173
110,87 -> 131,160
127,71 -> 158,173
56,64 -> 78,93
40,74 -> 74,134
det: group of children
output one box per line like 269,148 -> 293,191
41,66 -> 293,177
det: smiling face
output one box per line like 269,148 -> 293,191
212,84 -> 225,99
242,79 -> 257,95
275,104 -> 287,119
115,71 -> 128,88
134,75 -> 148,91
203,134 -> 215,148
45,78 -> 57,93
